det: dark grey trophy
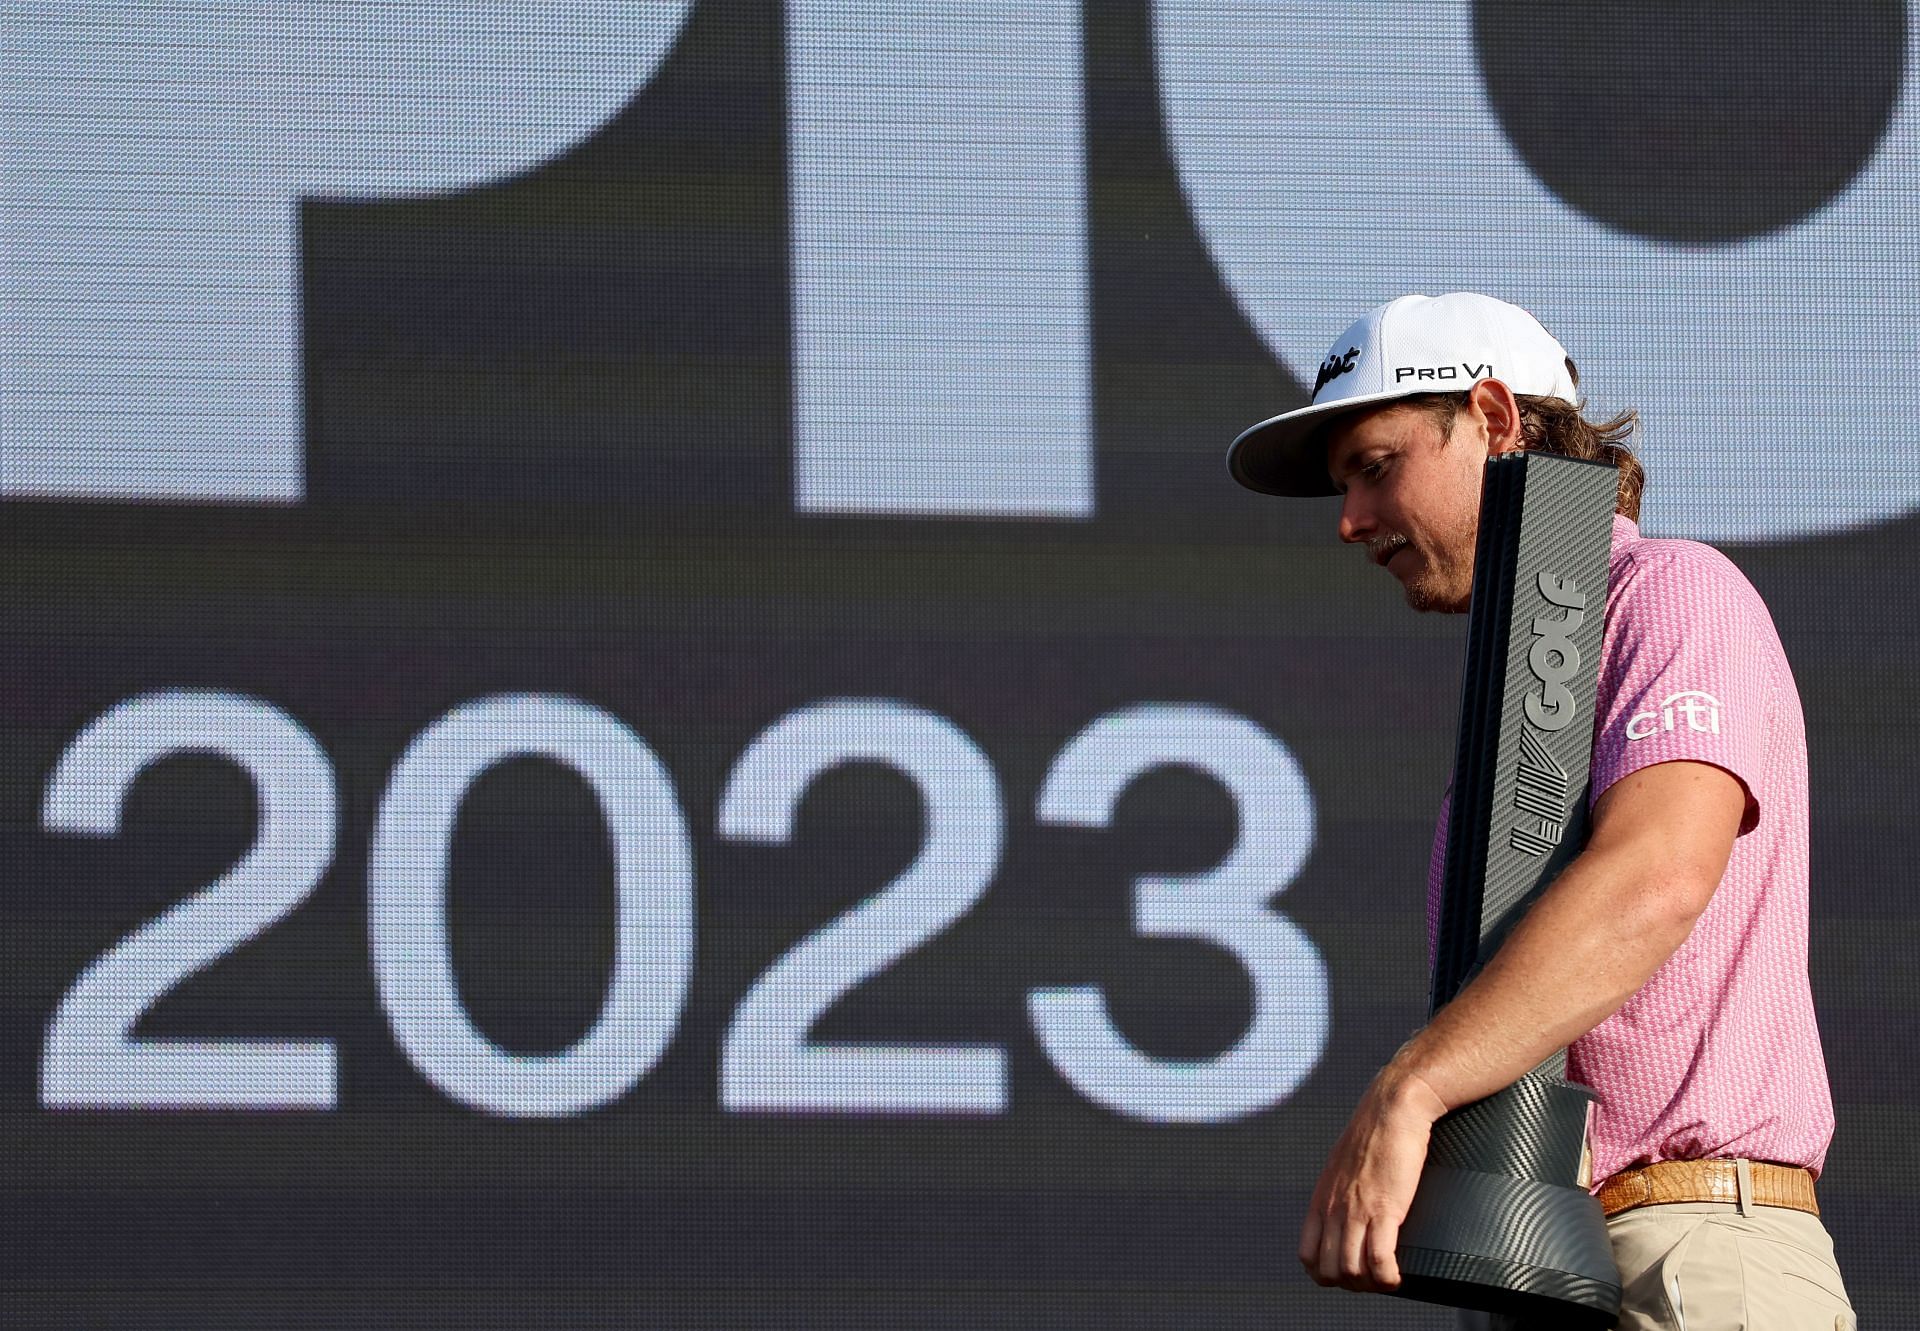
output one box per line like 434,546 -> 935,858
1388,452 -> 1623,1326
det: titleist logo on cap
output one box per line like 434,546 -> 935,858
1314,346 -> 1360,396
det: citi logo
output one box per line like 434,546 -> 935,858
1314,346 -> 1360,396
1626,690 -> 1723,741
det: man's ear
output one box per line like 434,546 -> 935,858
1470,378 -> 1524,456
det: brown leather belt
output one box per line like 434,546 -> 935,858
1597,1159 -> 1819,1218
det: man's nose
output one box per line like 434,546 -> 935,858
1338,492 -> 1374,545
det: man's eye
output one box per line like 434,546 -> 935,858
1361,460 -> 1387,479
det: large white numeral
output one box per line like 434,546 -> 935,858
1155,0 -> 1920,541
717,699 -> 1007,1113
0,3 -> 691,502
40,690 -> 1326,1122
368,695 -> 694,1116
1029,704 -> 1326,1123
790,0 -> 1092,518
40,691 -> 338,1109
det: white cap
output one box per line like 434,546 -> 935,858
1226,292 -> 1580,497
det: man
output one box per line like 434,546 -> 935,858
1227,292 -> 1851,1328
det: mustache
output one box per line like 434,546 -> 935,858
1368,533 -> 1410,566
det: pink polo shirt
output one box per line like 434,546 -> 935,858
1426,515 -> 1835,1186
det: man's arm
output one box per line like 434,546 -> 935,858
1299,757 -> 1748,1292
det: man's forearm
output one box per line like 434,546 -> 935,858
1385,837 -> 1712,1114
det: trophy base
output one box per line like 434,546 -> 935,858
1398,1244 -> 1620,1327
1390,1078 -> 1621,1326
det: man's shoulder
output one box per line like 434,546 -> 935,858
1601,526 -> 1788,685
1607,527 -> 1765,613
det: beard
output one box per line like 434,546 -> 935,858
1397,544 -> 1474,614
1370,525 -> 1476,614
1403,570 -> 1462,613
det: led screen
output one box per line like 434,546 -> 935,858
4,3 -> 1914,1326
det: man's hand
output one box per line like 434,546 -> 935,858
1299,1064 -> 1448,1291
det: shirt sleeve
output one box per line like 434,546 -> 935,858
1589,548 -> 1776,834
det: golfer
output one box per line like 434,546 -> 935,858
1228,292 -> 1852,1328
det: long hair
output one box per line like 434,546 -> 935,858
1416,360 -> 1645,519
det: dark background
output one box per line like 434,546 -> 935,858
4,2 -> 1914,1326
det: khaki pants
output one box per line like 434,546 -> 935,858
1607,1200 -> 1854,1330
1455,1198 -> 1854,1330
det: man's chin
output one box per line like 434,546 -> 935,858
1402,575 -> 1470,614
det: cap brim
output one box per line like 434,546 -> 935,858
1227,386 -> 1432,497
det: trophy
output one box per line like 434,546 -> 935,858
1390,452 -> 1624,1326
